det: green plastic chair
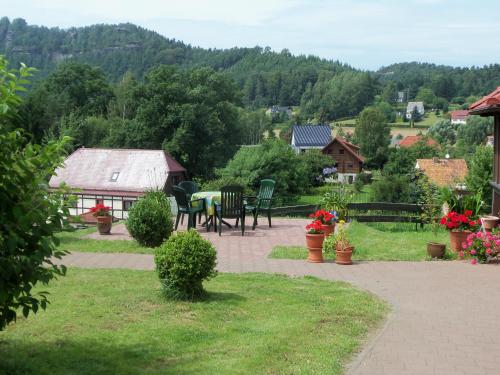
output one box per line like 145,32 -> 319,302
172,186 -> 207,231
246,179 -> 276,230
215,185 -> 246,236
178,181 -> 199,198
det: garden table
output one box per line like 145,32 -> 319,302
191,191 -> 232,231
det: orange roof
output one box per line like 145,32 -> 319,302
469,87 -> 500,115
398,135 -> 438,148
322,136 -> 365,162
416,159 -> 468,187
450,110 -> 469,121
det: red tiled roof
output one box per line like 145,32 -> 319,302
322,136 -> 365,162
398,135 -> 438,148
450,110 -> 469,121
416,159 -> 468,187
469,87 -> 500,114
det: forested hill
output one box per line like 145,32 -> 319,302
0,17 -> 352,107
377,62 -> 500,100
2,17 -> 500,113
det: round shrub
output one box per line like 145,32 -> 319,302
154,230 -> 217,299
126,191 -> 173,247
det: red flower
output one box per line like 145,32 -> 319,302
464,210 -> 473,217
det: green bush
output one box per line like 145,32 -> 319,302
154,230 -> 217,299
370,175 -> 412,203
0,57 -> 71,330
126,191 -> 173,247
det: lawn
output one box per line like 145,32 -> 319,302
55,226 -> 153,254
269,221 -> 452,261
0,269 -> 387,375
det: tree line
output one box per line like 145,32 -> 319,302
2,17 -> 500,121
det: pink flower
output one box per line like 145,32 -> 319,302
486,249 -> 492,255
470,249 -> 477,255
471,259 -> 478,265
459,251 -> 465,258
462,243 -> 468,249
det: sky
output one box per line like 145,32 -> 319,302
2,0 -> 500,70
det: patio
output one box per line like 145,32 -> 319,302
60,218 -> 500,375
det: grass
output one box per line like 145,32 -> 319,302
269,221 -> 452,261
0,269 -> 387,375
56,226 -> 153,254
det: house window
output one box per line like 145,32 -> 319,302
110,172 -> 120,182
347,163 -> 353,169
339,149 -> 345,154
123,200 -> 134,211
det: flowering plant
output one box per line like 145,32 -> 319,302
309,209 -> 337,225
90,203 -> 111,217
305,220 -> 324,234
461,231 -> 500,264
439,210 -> 479,232
333,220 -> 352,251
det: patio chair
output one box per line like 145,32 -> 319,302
215,185 -> 246,236
177,181 -> 200,224
178,180 -> 199,198
172,186 -> 208,231
245,179 -> 276,230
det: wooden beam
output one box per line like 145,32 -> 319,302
493,115 -> 500,215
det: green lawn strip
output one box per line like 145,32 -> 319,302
269,221 -> 451,261
55,227 -> 153,254
0,269 -> 387,375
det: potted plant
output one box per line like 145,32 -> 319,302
420,179 -> 446,258
305,219 -> 325,263
332,220 -> 354,265
439,210 -> 479,252
461,231 -> 500,264
309,209 -> 338,237
90,203 -> 112,234
320,184 -> 353,222
481,215 -> 500,232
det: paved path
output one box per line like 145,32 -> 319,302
59,219 -> 500,375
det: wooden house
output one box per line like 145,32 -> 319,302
322,137 -> 364,183
49,147 -> 187,221
469,87 -> 500,213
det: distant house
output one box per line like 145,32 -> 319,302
415,158 -> 468,189
291,125 -> 332,153
397,135 -> 439,149
397,91 -> 406,103
266,105 -> 292,119
406,101 -> 425,119
49,148 -> 187,221
450,110 -> 470,124
322,137 -> 364,183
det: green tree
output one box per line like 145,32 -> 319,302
466,145 -> 493,205
0,56 -> 71,330
416,87 -> 437,108
354,107 -> 391,168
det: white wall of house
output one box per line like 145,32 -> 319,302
337,173 -> 358,184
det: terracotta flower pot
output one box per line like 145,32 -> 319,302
481,216 -> 499,232
306,233 -> 325,263
321,223 -> 335,237
335,245 -> 354,265
449,230 -> 471,252
427,242 -> 446,258
97,216 -> 112,235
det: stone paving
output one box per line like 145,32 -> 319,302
59,218 -> 500,375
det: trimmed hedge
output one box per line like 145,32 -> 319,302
154,230 -> 217,299
126,191 -> 173,247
